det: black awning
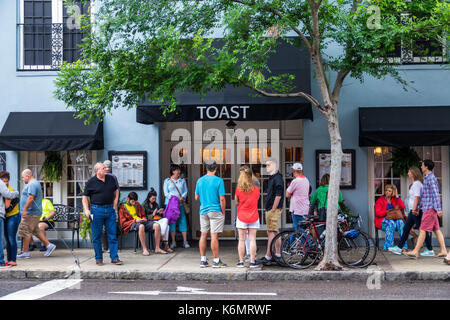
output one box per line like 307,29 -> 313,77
0,112 -> 104,151
137,38 -> 313,124
359,106 -> 450,147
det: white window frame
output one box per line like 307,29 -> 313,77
18,0 -> 63,70
18,0 -> 94,70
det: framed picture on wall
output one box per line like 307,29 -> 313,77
108,151 -> 147,190
315,149 -> 355,189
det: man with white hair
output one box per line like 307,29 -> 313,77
258,158 -> 284,266
17,169 -> 56,259
82,162 -> 122,266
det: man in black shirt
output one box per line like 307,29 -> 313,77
82,162 -> 122,266
258,158 -> 284,266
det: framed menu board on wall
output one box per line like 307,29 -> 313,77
108,151 -> 147,190
315,149 -> 355,189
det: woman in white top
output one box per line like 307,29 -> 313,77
388,166 -> 433,255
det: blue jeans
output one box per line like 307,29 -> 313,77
91,205 -> 119,261
291,213 -> 305,233
5,214 -> 21,262
0,217 -> 5,264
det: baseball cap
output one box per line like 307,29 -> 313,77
103,160 -> 112,168
291,163 -> 303,171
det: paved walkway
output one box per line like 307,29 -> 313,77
1,245 -> 449,281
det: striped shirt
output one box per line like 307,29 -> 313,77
419,171 -> 441,211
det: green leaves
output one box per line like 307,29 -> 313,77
41,152 -> 63,182
54,0 -> 449,122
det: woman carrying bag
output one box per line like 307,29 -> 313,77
163,164 -> 190,249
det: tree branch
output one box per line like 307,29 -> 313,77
244,83 -> 328,115
331,69 -> 350,105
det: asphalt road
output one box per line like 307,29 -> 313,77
1,279 -> 450,301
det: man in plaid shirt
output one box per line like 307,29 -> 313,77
406,160 -> 448,259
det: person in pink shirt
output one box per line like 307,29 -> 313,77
286,163 -> 310,232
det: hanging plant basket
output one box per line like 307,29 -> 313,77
389,147 -> 421,177
41,151 -> 63,182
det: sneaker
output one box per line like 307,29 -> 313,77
96,259 -> 104,266
111,259 -> 124,265
236,261 -> 245,268
256,257 -> 273,266
17,252 -> 31,259
170,242 -> 177,249
0,263 -> 13,269
244,254 -> 250,263
44,243 -> 56,257
200,260 -> 209,268
28,244 -> 36,252
249,261 -> 263,269
212,260 -> 227,268
183,242 -> 190,249
39,246 -> 47,252
388,246 -> 402,255
420,249 -> 435,257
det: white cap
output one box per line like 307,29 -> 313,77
103,160 -> 112,168
291,163 -> 303,171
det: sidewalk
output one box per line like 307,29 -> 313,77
1,245 -> 449,282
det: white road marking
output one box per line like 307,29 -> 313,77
0,279 -> 83,300
109,286 -> 277,296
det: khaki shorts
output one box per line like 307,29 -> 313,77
18,215 -> 41,238
200,212 -> 225,234
265,208 -> 283,232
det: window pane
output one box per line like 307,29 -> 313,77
433,147 -> 441,161
68,182 -> 74,196
423,146 -> 432,160
434,162 -> 442,178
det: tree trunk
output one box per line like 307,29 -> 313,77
316,107 -> 344,271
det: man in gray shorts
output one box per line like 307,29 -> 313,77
195,160 -> 227,268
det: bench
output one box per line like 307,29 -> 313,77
50,204 -> 81,251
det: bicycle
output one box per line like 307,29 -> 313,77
279,213 -> 377,269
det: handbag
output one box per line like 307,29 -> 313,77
170,178 -> 190,214
385,209 -> 404,221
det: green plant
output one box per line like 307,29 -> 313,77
79,213 -> 92,242
41,151 -> 63,182
390,147 -> 421,176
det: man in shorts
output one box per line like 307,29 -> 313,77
258,158 -> 284,266
405,159 -> 447,259
17,169 -> 56,259
195,160 -> 227,268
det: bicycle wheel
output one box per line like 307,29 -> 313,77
338,230 -> 371,267
270,230 -> 292,267
355,231 -> 377,268
280,231 -> 320,269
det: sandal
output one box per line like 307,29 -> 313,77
163,241 -> 174,253
435,252 -> 447,258
155,249 -> 168,254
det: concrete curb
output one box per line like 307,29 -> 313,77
2,269 -> 450,281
